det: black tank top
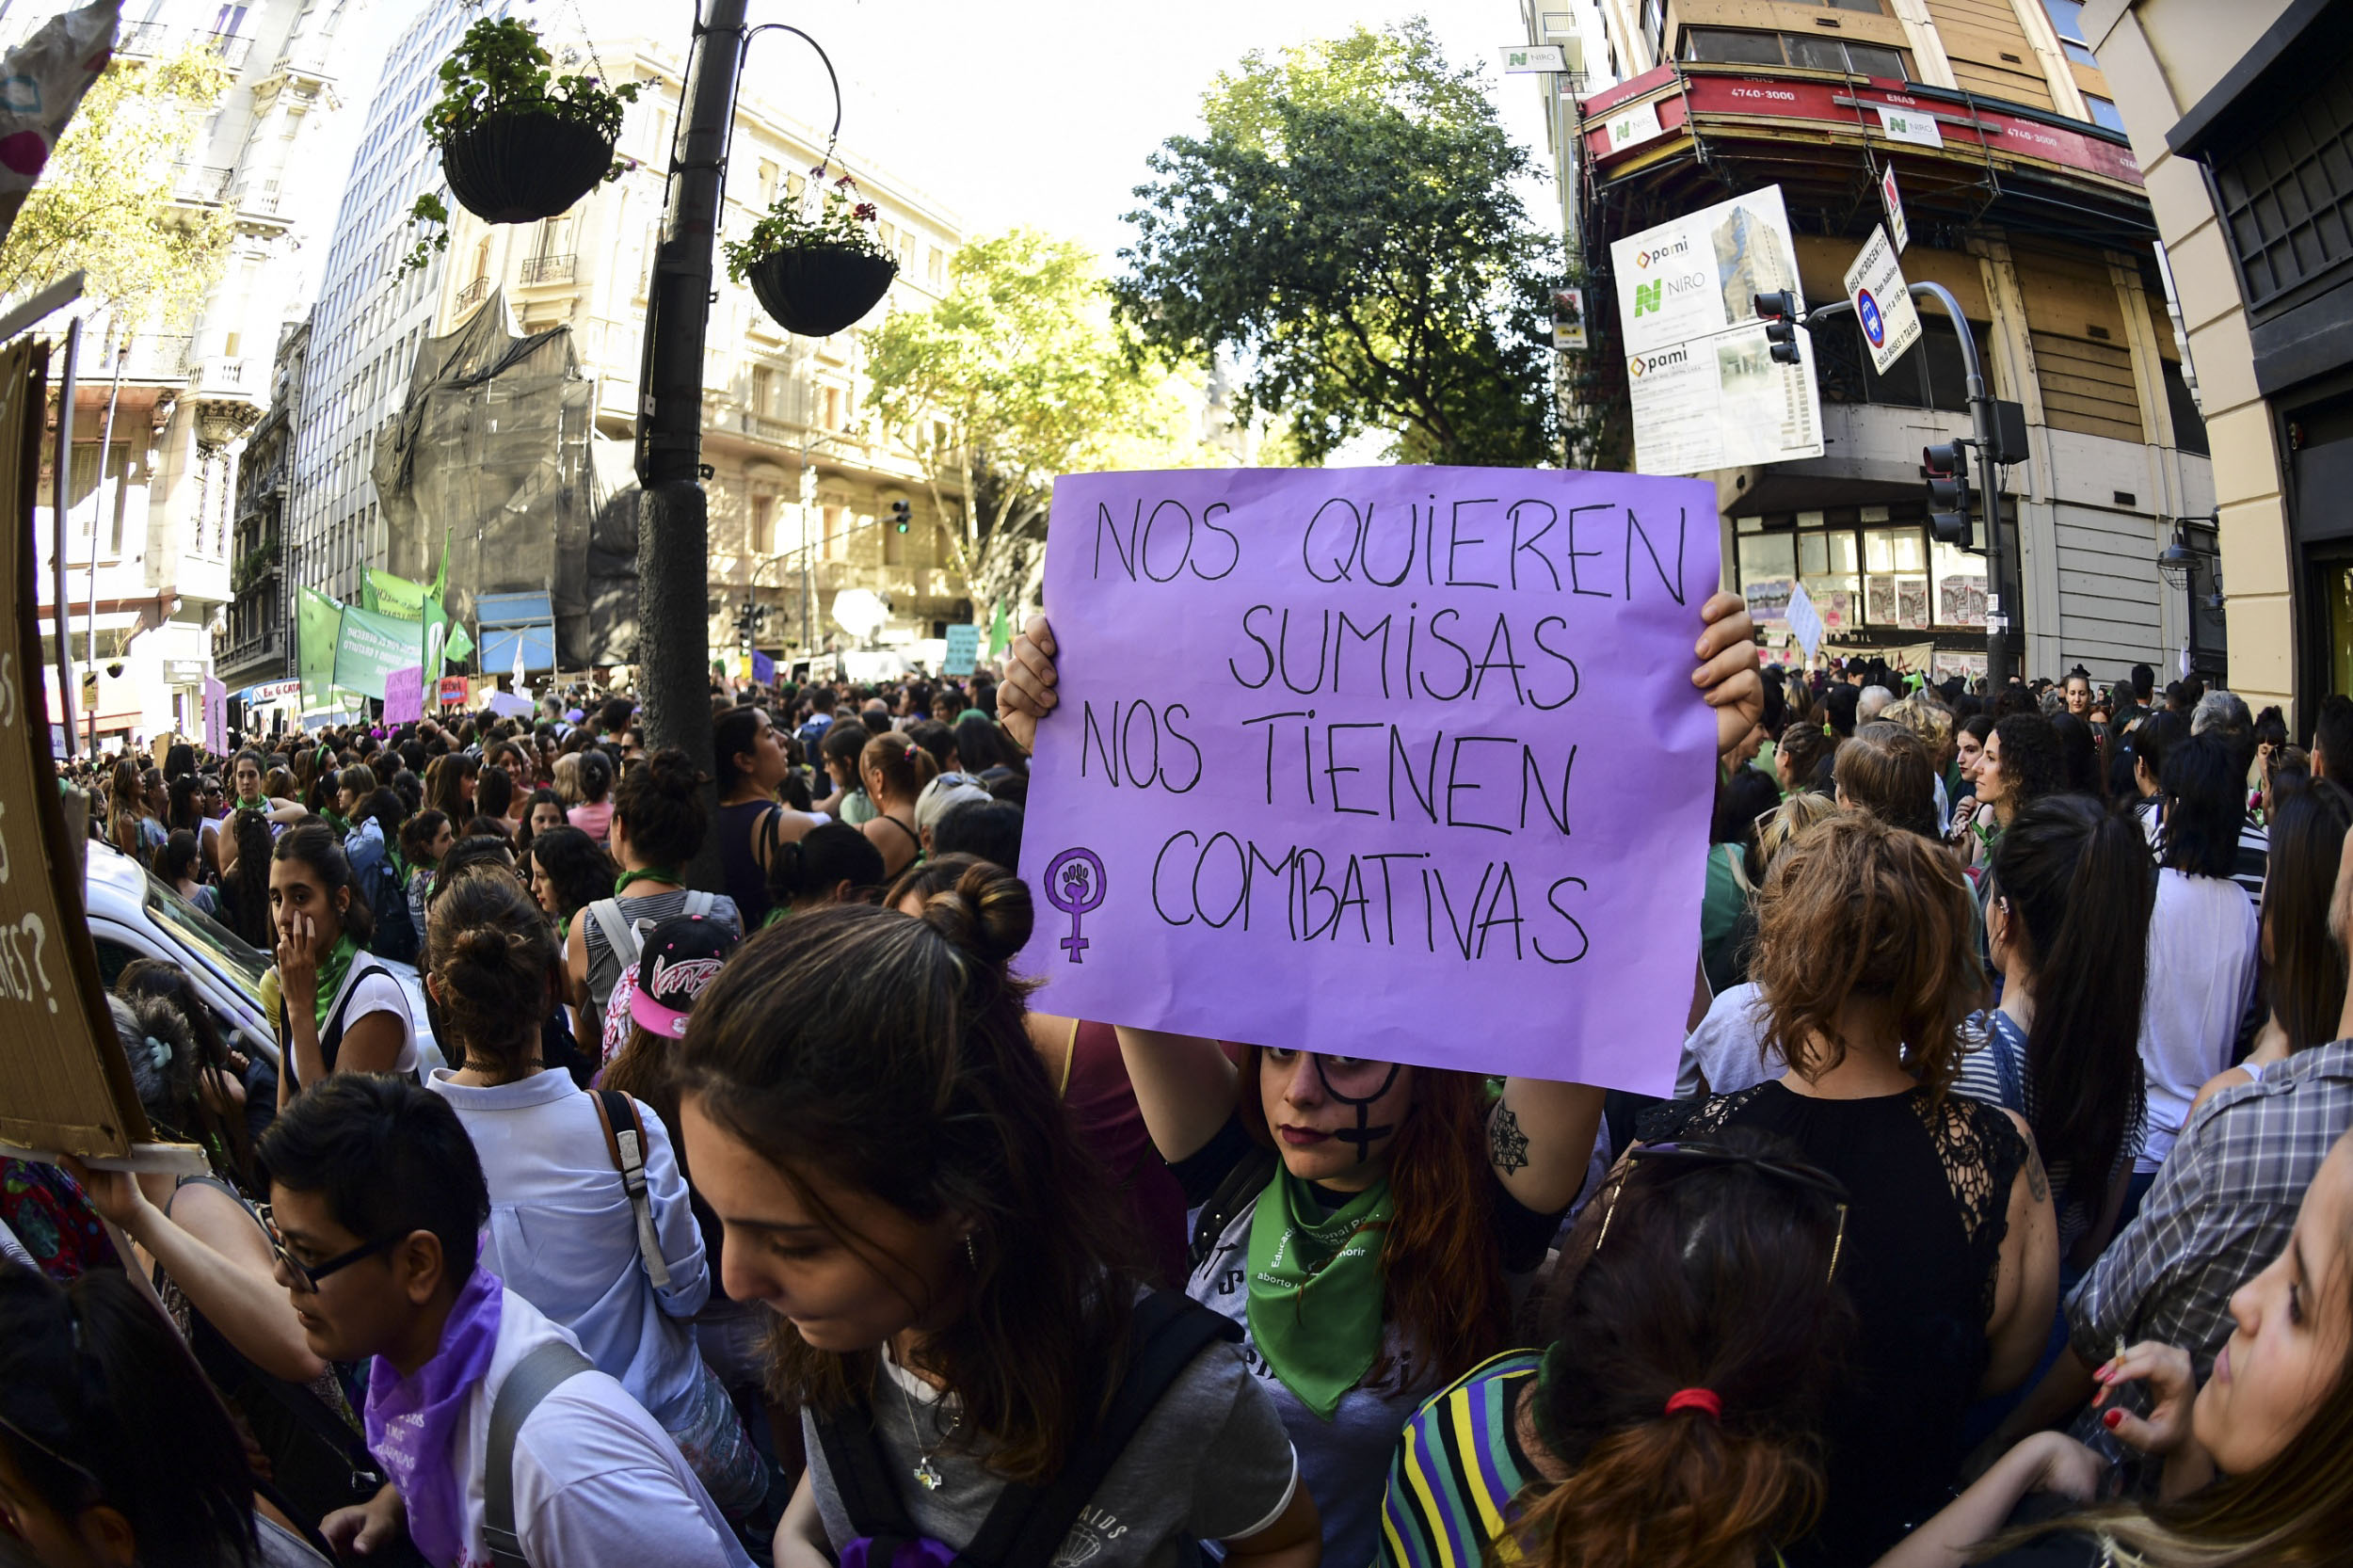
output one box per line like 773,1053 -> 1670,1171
1639,1081 -> 2027,1568
715,799 -> 776,930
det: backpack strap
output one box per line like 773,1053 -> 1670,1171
1187,1144 -> 1280,1273
318,963 -> 396,1075
585,899 -> 640,970
963,1292 -> 1243,1568
808,1389 -> 921,1546
589,1089 -> 672,1289
683,890 -> 713,920
483,1338 -> 594,1567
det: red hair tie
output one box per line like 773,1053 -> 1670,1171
1665,1388 -> 1722,1420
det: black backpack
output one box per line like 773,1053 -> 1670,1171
365,854 -> 419,965
811,1290 -> 1241,1568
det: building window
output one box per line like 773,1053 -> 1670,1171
2039,0 -> 2102,68
1817,0 -> 1884,11
823,504 -> 843,560
750,492 -> 776,553
883,515 -> 904,566
751,365 -> 774,418
1734,508 -> 1986,633
2083,93 -> 2127,136
822,384 -> 841,428
1683,28 -> 1909,80
1812,313 -> 1977,412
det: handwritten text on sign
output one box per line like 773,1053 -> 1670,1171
1016,468 -> 1722,1094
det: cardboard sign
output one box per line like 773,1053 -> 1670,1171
384,665 -> 423,725
202,676 -> 227,752
438,676 -> 470,708
943,623 -> 980,677
0,339 -> 163,1160
1016,467 -> 1722,1094
1843,224 -> 1922,377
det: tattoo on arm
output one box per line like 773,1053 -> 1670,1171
2025,1148 -> 2049,1206
1489,1105 -> 1530,1176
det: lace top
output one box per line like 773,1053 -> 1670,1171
1637,1081 -> 2028,1567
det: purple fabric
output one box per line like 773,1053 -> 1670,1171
364,1266 -> 504,1567
840,1537 -> 960,1568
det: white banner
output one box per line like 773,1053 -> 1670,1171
1610,184 -> 1824,475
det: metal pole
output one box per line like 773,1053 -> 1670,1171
1802,280 -> 2011,687
87,331 -> 125,754
633,0 -> 746,886
51,318 -> 78,757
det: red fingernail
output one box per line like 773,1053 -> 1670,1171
2102,1409 -> 2122,1431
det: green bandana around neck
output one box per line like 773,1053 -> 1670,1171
312,935 -> 359,1032
1244,1171 -> 1395,1421
613,867 -> 681,896
234,794 -> 266,812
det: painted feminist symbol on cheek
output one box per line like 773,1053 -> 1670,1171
1044,847 -> 1107,962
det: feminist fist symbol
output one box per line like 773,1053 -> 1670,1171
1043,848 -> 1108,963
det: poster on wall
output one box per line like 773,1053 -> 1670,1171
1609,184 -> 1824,476
1938,574 -> 1987,627
1744,576 -> 1794,625
1866,576 -> 1897,625
1896,577 -> 1929,631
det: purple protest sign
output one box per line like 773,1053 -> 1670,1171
384,665 -> 424,726
1016,467 -> 1722,1095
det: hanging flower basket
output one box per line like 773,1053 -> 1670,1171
424,17 -> 639,227
725,170 -> 898,336
744,246 -> 898,337
440,112 -> 616,224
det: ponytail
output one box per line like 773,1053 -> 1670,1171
1523,1128 -> 1849,1568
424,870 -> 557,1077
1991,795 -> 2154,1219
860,731 -> 937,803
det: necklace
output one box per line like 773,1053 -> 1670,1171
889,1349 -> 957,1492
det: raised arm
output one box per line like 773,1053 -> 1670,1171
1113,1026 -> 1241,1164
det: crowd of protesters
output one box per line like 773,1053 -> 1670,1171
4,619 -> 2351,1568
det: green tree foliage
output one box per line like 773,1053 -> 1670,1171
0,43 -> 232,326
1115,21 -> 1563,467
864,229 -> 1224,616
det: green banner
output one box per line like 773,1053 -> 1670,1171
361,568 -> 429,622
298,588 -> 342,712
333,600 -> 425,700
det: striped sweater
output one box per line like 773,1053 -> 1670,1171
1379,1350 -> 1542,1568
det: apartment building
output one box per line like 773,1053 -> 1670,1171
2078,0 -> 2353,723
418,29 -> 968,661
5,0 -> 371,744
1546,0 -> 2216,684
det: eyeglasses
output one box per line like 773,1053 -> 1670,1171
1595,1141 -> 1851,1283
257,1203 -> 400,1294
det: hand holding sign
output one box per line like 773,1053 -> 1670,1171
1006,467 -> 1759,1096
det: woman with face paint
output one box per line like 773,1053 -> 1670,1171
997,598 -> 1768,1568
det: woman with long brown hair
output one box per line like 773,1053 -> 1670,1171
106,757 -> 165,864
1641,814 -> 2057,1566
1381,1128 -> 1855,1568
995,597 -> 1766,1567
678,860 -> 1318,1566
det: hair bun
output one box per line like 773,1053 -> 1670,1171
646,746 -> 711,797
920,860 -> 1032,972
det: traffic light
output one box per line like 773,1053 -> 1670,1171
1923,441 -> 1972,546
1753,290 -> 1801,364
888,499 -> 911,534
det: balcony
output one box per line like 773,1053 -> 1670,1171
519,253 -> 577,285
229,179 -> 283,218
201,31 -> 254,70
191,356 -> 258,407
171,162 -> 233,206
456,277 -> 491,312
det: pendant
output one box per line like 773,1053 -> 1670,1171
914,1455 -> 943,1491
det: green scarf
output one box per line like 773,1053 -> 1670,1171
233,794 -> 267,813
320,809 -> 350,837
614,867 -> 681,896
312,935 -> 359,1032
1244,1171 -> 1395,1420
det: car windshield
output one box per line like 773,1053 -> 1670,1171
144,872 -> 271,1016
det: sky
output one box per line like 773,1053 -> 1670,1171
738,0 -> 1561,260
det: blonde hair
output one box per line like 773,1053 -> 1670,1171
1731,792 -> 1843,897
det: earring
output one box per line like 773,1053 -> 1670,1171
963,1232 -> 978,1270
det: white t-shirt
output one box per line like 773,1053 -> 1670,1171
2137,868 -> 2260,1173
430,1287 -> 751,1568
288,959 -> 419,1087
1677,982 -> 1774,1099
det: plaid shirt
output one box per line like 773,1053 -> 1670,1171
2069,1037 -> 2353,1392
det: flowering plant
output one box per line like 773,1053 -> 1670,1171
721,169 -> 895,283
423,18 -> 641,167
